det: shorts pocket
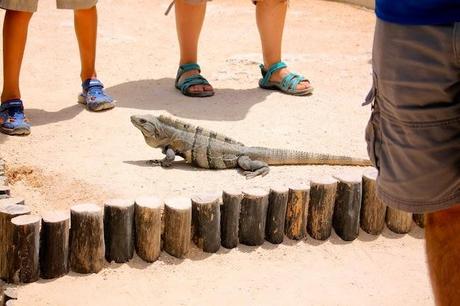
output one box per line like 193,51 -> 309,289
364,73 -> 382,169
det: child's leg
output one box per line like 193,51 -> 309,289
175,0 -> 212,94
255,0 -> 310,91
426,204 -> 460,305
74,6 -> 97,81
1,10 -> 33,102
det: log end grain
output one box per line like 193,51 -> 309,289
310,176 -> 338,186
242,187 -> 269,199
164,197 -> 192,211
104,199 -> 135,209
70,203 -> 101,214
41,210 -> 69,224
11,215 -> 40,226
135,196 -> 163,210
0,198 -> 26,209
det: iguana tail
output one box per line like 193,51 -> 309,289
246,147 -> 372,167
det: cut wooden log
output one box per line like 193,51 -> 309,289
239,188 -> 269,246
134,196 -> 163,263
265,186 -> 289,244
69,203 -> 105,274
3,287 -> 17,303
163,197 -> 191,258
192,194 -> 221,253
386,207 -> 412,234
0,186 -> 10,199
8,215 -> 40,284
307,176 -> 338,241
285,184 -> 310,240
221,189 -> 242,249
333,173 -> 362,241
40,211 -> 70,279
104,199 -> 135,263
0,204 -> 30,281
0,198 -> 25,207
360,168 -> 386,235
5,300 -> 16,306
413,214 -> 425,228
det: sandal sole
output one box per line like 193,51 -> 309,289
259,83 -> 314,96
0,127 -> 31,136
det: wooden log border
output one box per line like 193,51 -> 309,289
0,161 -> 428,285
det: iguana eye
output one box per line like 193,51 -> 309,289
140,119 -> 147,124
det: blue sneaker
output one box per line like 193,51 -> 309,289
78,78 -> 115,112
0,99 -> 31,136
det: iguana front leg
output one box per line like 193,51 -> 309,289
148,147 -> 176,167
237,156 -> 270,179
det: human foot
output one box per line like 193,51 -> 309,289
259,61 -> 313,96
0,99 -> 31,136
175,63 -> 214,97
78,79 -> 116,112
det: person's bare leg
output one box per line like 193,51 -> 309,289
256,0 -> 310,90
1,10 -> 33,102
74,6 -> 97,82
175,0 -> 212,94
425,204 -> 460,305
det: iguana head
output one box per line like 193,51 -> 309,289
131,114 -> 169,148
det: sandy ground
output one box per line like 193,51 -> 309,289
0,0 -> 434,305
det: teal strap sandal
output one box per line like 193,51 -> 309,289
175,63 -> 214,98
259,61 -> 313,96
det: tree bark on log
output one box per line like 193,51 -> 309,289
8,215 -> 40,284
134,196 -> 163,263
0,187 -> 10,199
163,197 -> 191,258
307,177 -> 338,241
265,186 -> 289,244
192,194 -> 221,253
39,211 -> 69,279
333,173 -> 362,241
285,184 -> 310,240
69,204 -> 105,274
413,214 -> 425,228
0,198 -> 25,207
104,199 -> 135,263
0,204 -> 30,281
221,189 -> 242,249
360,169 -> 386,235
239,188 -> 269,246
386,207 -> 412,234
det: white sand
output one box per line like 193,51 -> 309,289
0,0 -> 433,305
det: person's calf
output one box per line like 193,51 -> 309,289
425,204 -> 460,306
73,6 -> 97,82
1,10 -> 33,102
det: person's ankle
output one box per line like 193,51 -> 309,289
1,94 -> 21,104
81,73 -> 97,83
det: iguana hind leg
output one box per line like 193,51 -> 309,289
237,156 -> 270,179
148,147 -> 176,167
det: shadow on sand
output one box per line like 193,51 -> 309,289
106,78 -> 271,121
19,78 -> 271,128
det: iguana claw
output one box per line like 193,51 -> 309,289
147,159 -> 172,167
147,159 -> 162,166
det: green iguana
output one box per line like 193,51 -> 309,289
131,114 -> 372,178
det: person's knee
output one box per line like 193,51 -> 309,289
74,5 -> 96,16
5,10 -> 34,21
427,204 -> 460,227
425,203 -> 460,306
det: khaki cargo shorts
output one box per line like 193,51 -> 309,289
0,0 -> 97,12
365,19 -> 460,213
